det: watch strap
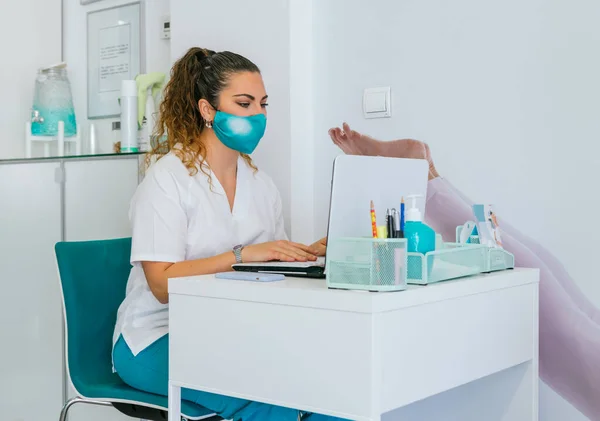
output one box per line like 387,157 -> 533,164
233,244 -> 244,264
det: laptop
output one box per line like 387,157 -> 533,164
232,155 -> 429,278
232,256 -> 327,278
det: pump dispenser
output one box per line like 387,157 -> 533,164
405,195 -> 423,222
404,194 -> 436,278
404,194 -> 435,253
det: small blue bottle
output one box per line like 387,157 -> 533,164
404,195 -> 436,280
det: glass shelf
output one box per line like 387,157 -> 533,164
0,151 -> 145,164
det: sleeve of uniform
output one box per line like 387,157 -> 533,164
129,167 -> 188,263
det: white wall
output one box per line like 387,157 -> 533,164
170,0 -> 292,236
312,0 -> 600,300
64,0 -> 171,154
0,0 -> 61,159
289,0 -> 316,244
312,0 -> 600,418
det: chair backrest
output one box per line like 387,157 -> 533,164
55,238 -> 132,393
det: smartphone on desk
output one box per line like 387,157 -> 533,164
215,272 -> 285,282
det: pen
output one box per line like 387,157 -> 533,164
370,200 -> 378,239
400,197 -> 405,232
393,208 -> 401,238
386,209 -> 393,239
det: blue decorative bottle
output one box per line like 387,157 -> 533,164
404,194 -> 436,279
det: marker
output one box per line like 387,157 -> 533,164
386,209 -> 393,239
370,200 -> 378,239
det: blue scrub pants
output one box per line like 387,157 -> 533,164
113,335 -> 349,421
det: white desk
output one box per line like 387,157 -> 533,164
168,268 -> 539,421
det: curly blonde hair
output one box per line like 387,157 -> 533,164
147,47 -> 258,178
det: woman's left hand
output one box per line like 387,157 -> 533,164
309,237 -> 327,256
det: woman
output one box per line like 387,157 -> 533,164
112,47 -> 340,421
329,123 -> 600,420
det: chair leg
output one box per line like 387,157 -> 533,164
58,396 -> 113,421
59,397 -> 82,421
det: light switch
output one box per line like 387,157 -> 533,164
363,87 -> 391,119
162,19 -> 171,39
366,92 -> 387,112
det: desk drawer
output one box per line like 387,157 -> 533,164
379,282 -> 537,412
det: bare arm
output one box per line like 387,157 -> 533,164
143,240 -> 317,304
142,252 -> 236,304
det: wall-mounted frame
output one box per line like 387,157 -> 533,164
87,2 -> 143,119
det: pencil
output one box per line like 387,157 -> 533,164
370,200 -> 378,238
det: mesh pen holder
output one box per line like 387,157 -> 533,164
326,238 -> 408,292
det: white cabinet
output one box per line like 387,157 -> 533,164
0,161 -> 64,421
0,155 -> 140,421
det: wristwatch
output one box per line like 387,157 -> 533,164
233,244 -> 244,264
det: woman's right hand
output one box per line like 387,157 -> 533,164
242,240 -> 318,263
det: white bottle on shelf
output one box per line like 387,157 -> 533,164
88,122 -> 97,155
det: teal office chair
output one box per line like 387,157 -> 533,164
55,238 -> 221,421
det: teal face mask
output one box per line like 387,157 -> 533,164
212,111 -> 267,154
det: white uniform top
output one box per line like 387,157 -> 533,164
113,152 -> 287,356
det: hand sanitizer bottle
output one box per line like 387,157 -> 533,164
404,195 -> 436,280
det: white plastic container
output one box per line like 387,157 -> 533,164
88,122 -> 97,155
120,80 -> 138,152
